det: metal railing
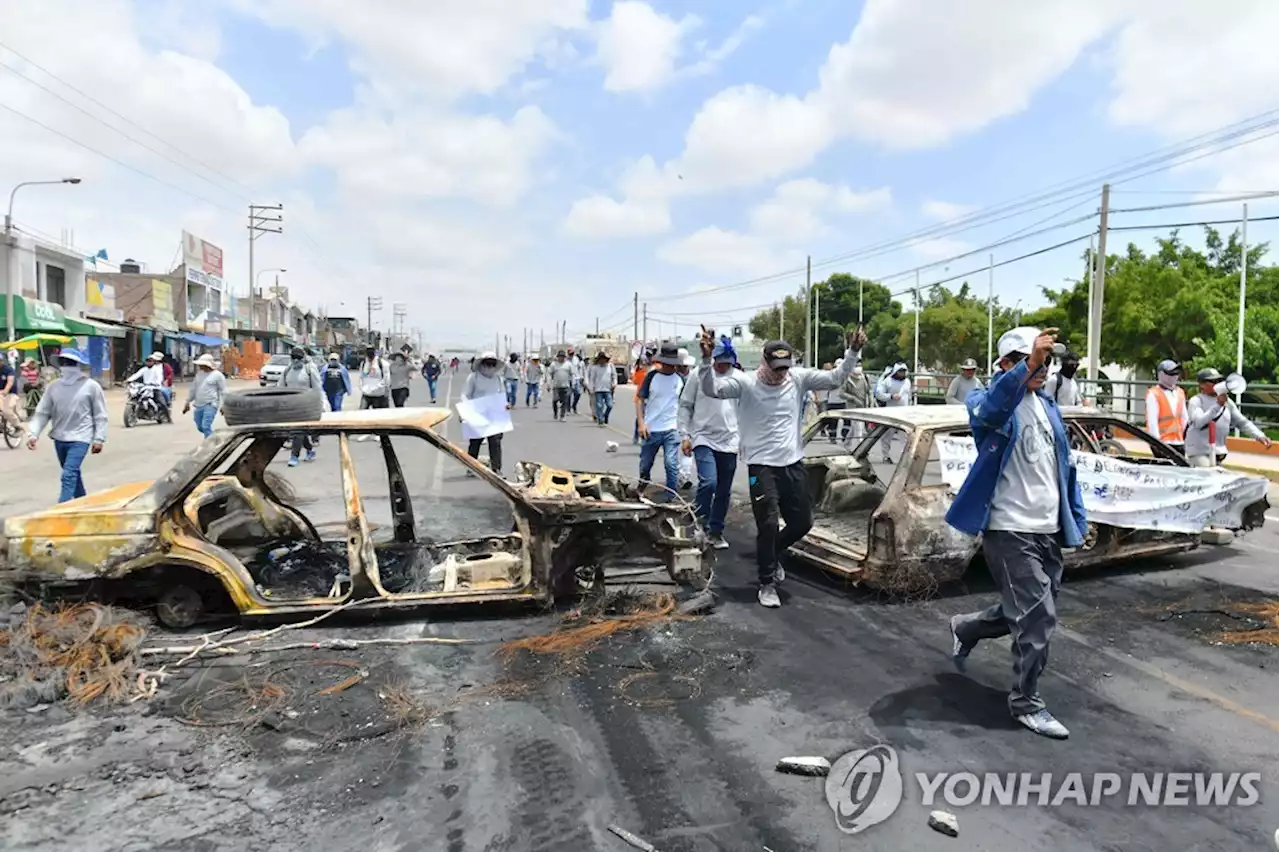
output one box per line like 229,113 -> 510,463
911,373 -> 1279,434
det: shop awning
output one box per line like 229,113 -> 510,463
0,296 -> 68,334
181,332 -> 230,347
64,316 -> 126,339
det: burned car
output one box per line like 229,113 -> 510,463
2,407 -> 707,627
790,406 -> 1270,592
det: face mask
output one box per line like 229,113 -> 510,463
1158,371 -> 1178,390
479,365 -> 498,378
1059,363 -> 1078,379
60,365 -> 81,379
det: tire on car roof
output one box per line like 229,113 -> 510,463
222,387 -> 324,426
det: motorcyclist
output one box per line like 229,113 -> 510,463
127,352 -> 170,415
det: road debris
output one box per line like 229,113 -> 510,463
499,589 -> 682,659
928,809 -> 959,837
675,590 -> 717,616
607,823 -> 660,851
775,756 -> 831,777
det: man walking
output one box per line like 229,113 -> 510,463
587,351 -> 616,426
503,353 -> 523,407
322,353 -> 352,412
422,353 -> 442,404
636,342 -> 685,497
461,352 -> 509,476
1043,351 -> 1083,406
1144,360 -> 1188,452
945,358 -> 983,405
679,336 -> 739,549
874,362 -> 912,463
389,351 -> 414,408
182,353 -> 226,438
839,361 -> 874,444
1185,368 -> 1271,466
26,348 -> 107,503
946,326 -> 1087,740
568,348 -> 585,414
278,347 -> 322,466
359,347 -> 390,410
524,354 -> 543,407
698,328 -> 865,608
549,351 -> 574,421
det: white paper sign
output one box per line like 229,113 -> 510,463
456,394 -> 513,441
936,437 -> 1268,534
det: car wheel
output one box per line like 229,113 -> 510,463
156,584 -> 204,628
221,387 -> 324,426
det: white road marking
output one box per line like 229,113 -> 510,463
1265,513 -> 1279,523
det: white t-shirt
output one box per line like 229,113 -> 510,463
639,370 -> 683,432
988,393 -> 1061,534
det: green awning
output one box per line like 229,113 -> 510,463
0,297 -> 68,334
64,316 -> 126,339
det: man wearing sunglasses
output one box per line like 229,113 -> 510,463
944,326 -> 1087,741
698,326 -> 866,609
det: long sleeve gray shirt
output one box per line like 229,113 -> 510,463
679,366 -> 739,453
523,363 -> 543,383
187,370 -> 227,410
945,374 -> 983,405
549,363 -> 574,389
462,371 -> 505,400
28,372 -> 108,445
502,362 -> 522,381
701,348 -> 860,467
1184,392 -> 1264,457
586,363 -> 616,393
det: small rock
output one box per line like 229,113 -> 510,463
1200,527 -> 1234,546
183,761 -> 200,774
928,810 -> 959,837
259,712 -> 287,732
26,703 -> 50,714
10,602 -> 27,616
1102,672 -> 1113,678
775,756 -> 831,777
676,591 -> 717,616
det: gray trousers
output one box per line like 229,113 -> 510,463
953,530 -> 1064,716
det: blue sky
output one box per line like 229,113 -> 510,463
2,0 -> 1276,350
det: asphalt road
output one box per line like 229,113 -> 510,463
2,371 -> 1278,851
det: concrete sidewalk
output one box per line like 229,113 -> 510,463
1117,438 -> 1278,482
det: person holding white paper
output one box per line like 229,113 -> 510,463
460,351 -> 509,475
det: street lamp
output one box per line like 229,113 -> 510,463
5,178 -> 82,341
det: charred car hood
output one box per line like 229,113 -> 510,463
3,481 -> 160,538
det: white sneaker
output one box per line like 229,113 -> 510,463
757,583 -> 781,608
772,563 -> 786,584
709,533 -> 729,550
1016,709 -> 1069,740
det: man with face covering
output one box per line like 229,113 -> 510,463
278,347 -> 322,465
946,326 -> 1087,741
945,359 -> 984,405
1185,367 -> 1271,466
699,327 -> 865,608
549,351 -> 574,421
27,348 -> 108,503
359,347 -> 390,410
679,336 -> 740,549
461,351 -> 508,474
1144,360 -> 1188,451
874,362 -> 912,464
1043,351 -> 1083,407
503,353 -> 523,407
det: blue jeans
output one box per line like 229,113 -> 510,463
639,429 -> 681,494
54,440 -> 89,503
526,382 -> 540,405
193,404 -> 217,437
570,379 -> 582,412
594,391 -> 613,424
426,376 -> 438,401
693,445 -> 737,534
326,391 -> 345,412
506,378 -> 519,406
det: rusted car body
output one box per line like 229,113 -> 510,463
790,407 -> 1269,592
2,409 -> 706,626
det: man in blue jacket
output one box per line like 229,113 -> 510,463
945,326 -> 1087,741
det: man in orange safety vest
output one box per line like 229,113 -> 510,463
1144,359 -> 1188,451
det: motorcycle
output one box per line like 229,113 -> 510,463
124,381 -> 172,427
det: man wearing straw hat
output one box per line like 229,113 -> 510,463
183,353 -> 226,438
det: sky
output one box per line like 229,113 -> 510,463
1,0 -> 1277,352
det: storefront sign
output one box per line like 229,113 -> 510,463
151,279 -> 178,331
182,230 -> 223,283
935,437 -> 1268,534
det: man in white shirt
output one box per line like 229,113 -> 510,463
1043,350 -> 1083,407
699,328 -> 865,608
679,336 -> 740,549
1144,360 -> 1188,451
874,363 -> 912,463
636,342 -> 685,496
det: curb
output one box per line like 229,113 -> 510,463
1118,442 -> 1278,483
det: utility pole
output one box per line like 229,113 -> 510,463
1235,202 -> 1248,415
804,255 -> 812,365
539,328 -> 544,351
776,301 -> 782,340
642,303 -> 648,342
248,204 -> 283,338
1088,183 -> 1110,384
858,280 -> 864,325
366,296 -> 382,346
633,291 -> 639,343
986,254 -> 995,372
913,269 -> 921,377
813,284 -> 820,365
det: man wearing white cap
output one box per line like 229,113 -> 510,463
127,352 -> 168,402
27,348 -> 108,503
945,326 -> 1086,740
182,353 -> 226,438
1144,360 -> 1188,452
873,362 -> 912,463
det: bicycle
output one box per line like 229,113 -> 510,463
1,404 -> 23,449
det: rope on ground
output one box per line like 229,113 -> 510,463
498,589 -> 683,659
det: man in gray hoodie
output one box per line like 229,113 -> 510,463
945,358 -> 984,405
586,351 -> 617,426
278,347 -> 322,465
27,348 -> 108,503
1184,367 -> 1271,466
874,363 -> 912,464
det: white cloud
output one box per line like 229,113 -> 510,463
909,237 -> 971,261
300,104 -> 558,207
657,226 -> 799,277
749,179 -> 891,242
562,155 -> 682,238
684,14 -> 765,76
243,0 -> 590,99
921,199 -> 976,220
595,1 -> 697,93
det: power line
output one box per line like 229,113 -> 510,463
885,233 -> 1095,301
1107,191 -> 1278,214
1107,215 -> 1278,232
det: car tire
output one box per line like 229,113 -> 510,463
156,584 -> 204,628
222,387 -> 324,426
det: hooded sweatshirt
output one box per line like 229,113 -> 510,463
462,367 -> 505,401
875,366 -> 912,407
278,360 -> 321,390
503,360 -> 522,381
679,365 -> 739,453
524,361 -> 543,383
1184,392 -> 1264,458
28,369 -> 108,445
549,360 -> 574,389
945,373 -> 983,405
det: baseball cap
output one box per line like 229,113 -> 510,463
1196,367 -> 1224,383
762,340 -> 794,368
1157,359 -> 1181,375
960,358 -> 978,370
997,326 -> 1041,360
